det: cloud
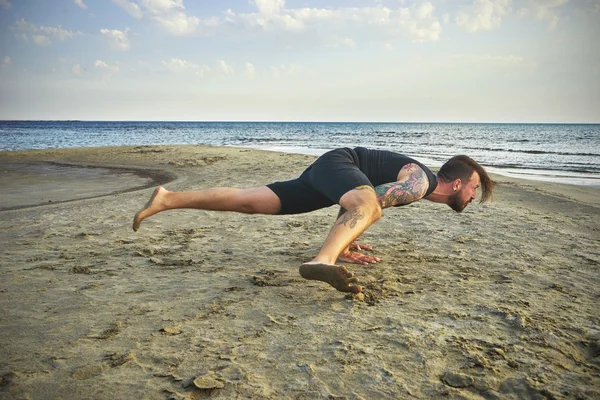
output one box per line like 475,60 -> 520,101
15,19 -> 31,31
456,0 -> 511,33
162,58 -> 211,76
111,1 -> 442,41
342,37 -> 356,48
243,62 -> 255,79
516,0 -> 568,29
100,28 -> 132,51
113,0 -> 199,35
267,63 -> 306,79
217,60 -> 234,75
95,60 -> 120,73
160,58 -> 239,77
40,25 -> 78,41
0,0 -> 11,9
113,0 -> 144,19
2,56 -> 10,66
32,35 -> 52,46
95,60 -> 120,79
219,2 -> 442,43
13,19 -> 80,45
162,57 -> 196,71
151,11 -> 199,36
140,0 -> 200,36
254,0 -> 285,16
396,2 -> 442,41
74,0 -> 87,10
72,64 -> 86,76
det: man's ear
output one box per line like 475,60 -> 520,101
453,179 -> 462,192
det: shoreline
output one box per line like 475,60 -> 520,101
1,145 -> 599,399
1,144 -> 599,210
238,145 -> 600,188
2,141 -> 599,188
0,161 -> 176,211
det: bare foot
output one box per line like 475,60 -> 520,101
132,186 -> 167,232
299,263 -> 362,293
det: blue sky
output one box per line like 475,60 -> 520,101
0,0 -> 598,122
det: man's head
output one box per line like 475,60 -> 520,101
437,155 -> 494,212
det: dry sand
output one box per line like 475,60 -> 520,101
0,145 -> 599,399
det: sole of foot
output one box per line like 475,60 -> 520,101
299,263 -> 362,293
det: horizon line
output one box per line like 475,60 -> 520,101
1,119 -> 599,125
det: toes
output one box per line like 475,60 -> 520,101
299,263 -> 362,294
337,267 -> 354,278
348,285 -> 363,294
343,271 -> 354,278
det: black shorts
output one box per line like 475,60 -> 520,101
267,148 -> 372,215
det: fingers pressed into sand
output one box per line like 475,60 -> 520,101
299,263 -> 362,293
338,252 -> 381,265
132,186 -> 166,232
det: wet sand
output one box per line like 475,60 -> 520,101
0,162 -> 174,211
0,145 -> 599,399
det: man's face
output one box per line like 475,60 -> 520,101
448,172 -> 481,213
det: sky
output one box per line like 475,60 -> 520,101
0,0 -> 599,122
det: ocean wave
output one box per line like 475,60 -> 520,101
491,163 -> 599,174
2,120 -> 599,185
372,131 -> 429,137
467,146 -> 600,157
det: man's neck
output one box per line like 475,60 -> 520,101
424,179 -> 453,204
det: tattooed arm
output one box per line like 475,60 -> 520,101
375,163 -> 429,209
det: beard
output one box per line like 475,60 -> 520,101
448,192 -> 468,213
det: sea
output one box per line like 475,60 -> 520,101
1,121 -> 599,186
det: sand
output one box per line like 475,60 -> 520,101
0,145 -> 599,399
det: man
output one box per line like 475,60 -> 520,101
133,147 -> 494,294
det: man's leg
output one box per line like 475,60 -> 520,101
313,186 -> 382,264
335,206 -> 379,265
133,185 -> 281,231
299,186 -> 382,293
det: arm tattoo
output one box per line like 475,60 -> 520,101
336,208 -> 364,229
375,164 -> 429,208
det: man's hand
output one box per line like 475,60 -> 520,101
349,241 -> 372,252
338,242 -> 380,265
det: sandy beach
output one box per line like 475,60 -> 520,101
0,145 -> 599,399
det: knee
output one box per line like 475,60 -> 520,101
373,203 -> 383,220
365,201 -> 383,222
340,190 -> 382,222
236,195 -> 260,214
238,202 -> 256,214
352,200 -> 382,225
235,187 -> 281,214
